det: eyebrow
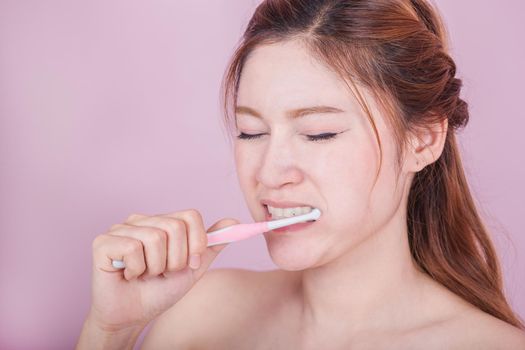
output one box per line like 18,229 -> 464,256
235,105 -> 346,119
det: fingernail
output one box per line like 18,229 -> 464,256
189,254 -> 201,270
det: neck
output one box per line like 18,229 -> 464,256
295,204 -> 429,336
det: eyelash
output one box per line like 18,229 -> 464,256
236,132 -> 339,142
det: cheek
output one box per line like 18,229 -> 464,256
234,144 -> 260,189
316,139 -> 379,231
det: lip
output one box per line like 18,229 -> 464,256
260,199 -> 314,209
261,198 -> 320,233
264,207 -> 318,232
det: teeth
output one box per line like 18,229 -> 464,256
267,205 -> 312,218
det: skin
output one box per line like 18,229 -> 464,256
231,38 -> 464,343
143,39 -> 525,349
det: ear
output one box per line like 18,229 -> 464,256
406,117 -> 448,172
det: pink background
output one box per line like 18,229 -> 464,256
1,1 -> 523,348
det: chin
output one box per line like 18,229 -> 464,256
263,233 -> 321,271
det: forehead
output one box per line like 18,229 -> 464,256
236,40 -> 361,112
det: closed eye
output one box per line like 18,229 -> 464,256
306,133 -> 338,142
236,132 -> 340,142
236,132 -> 265,140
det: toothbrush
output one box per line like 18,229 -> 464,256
111,208 -> 321,269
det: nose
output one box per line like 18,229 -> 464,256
255,136 -> 304,189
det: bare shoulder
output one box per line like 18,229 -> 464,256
454,309 -> 525,349
400,274 -> 525,349
141,268 -> 282,349
417,307 -> 525,350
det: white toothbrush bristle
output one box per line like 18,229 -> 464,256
310,208 -> 321,220
266,207 -> 322,230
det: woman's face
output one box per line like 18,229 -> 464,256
234,40 -> 411,270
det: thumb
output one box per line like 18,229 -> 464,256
192,218 -> 240,278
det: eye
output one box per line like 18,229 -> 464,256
305,133 -> 338,142
236,132 -> 266,140
236,132 -> 341,142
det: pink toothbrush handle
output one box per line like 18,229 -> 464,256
206,222 -> 269,246
110,222 -> 270,269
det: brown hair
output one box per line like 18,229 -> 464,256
220,0 -> 524,329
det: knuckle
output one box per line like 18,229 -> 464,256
188,230 -> 207,253
123,239 -> 143,256
164,218 -> 185,233
168,247 -> 187,272
92,234 -> 107,251
170,257 -> 187,271
146,228 -> 166,245
126,213 -> 144,222
124,269 -> 138,280
133,260 -> 147,275
147,265 -> 163,276
192,234 -> 207,252
184,208 -> 202,221
199,236 -> 208,251
109,223 -> 125,231
152,261 -> 167,275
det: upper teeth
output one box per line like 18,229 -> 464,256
267,205 -> 313,218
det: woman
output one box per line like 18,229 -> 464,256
77,0 -> 525,348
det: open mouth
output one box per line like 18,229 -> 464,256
263,204 -> 314,219
263,205 -> 319,231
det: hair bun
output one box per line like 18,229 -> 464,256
450,97 -> 469,130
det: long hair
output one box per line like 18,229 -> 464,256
220,0 -> 524,329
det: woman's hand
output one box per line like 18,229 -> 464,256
77,209 -> 238,349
